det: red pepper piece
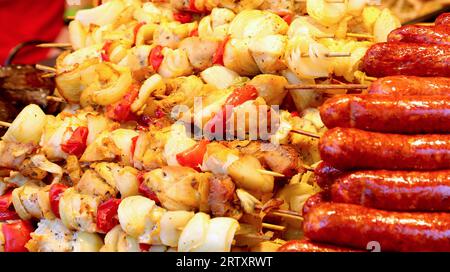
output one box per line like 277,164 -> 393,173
61,127 -> 89,158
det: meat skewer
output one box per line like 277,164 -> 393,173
303,202 -> 450,252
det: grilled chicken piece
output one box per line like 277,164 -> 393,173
0,140 -> 35,169
26,219 -> 74,252
143,166 -> 211,211
207,175 -> 241,219
227,141 -> 304,177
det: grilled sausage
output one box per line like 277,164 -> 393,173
314,161 -> 344,190
331,170 -> 450,211
278,239 -> 361,252
367,76 -> 450,96
387,25 -> 450,46
436,13 -> 450,26
319,128 -> 450,170
362,43 -> 450,77
320,95 -> 450,134
302,192 -> 329,215
303,202 -> 450,252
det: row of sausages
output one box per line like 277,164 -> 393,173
280,14 -> 450,252
362,13 -> 450,78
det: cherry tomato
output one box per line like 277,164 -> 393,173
173,11 -> 193,23
96,198 -> 121,233
105,84 -> 140,122
61,127 -> 89,158
176,140 -> 209,171
148,45 -> 164,71
48,183 -> 68,218
212,35 -> 230,66
2,220 -> 33,252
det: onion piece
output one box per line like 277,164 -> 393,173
92,64 -> 132,106
159,211 -> 194,247
200,66 -> 239,90
118,196 -> 155,238
72,232 -> 104,252
75,0 -> 125,27
193,217 -> 239,252
2,104 -> 46,145
178,212 -> 210,252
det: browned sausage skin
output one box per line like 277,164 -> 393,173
368,76 -> 450,96
319,128 -> 450,171
362,43 -> 450,77
436,13 -> 450,26
314,161 -> 344,190
302,192 -> 329,215
320,95 -> 450,134
278,239 -> 361,252
303,203 -> 450,252
387,25 -> 450,46
331,170 -> 450,211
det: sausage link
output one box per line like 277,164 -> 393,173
367,76 -> 450,96
320,95 -> 450,134
387,25 -> 450,46
278,239 -> 361,252
314,161 -> 344,190
436,13 -> 450,26
331,170 -> 450,211
302,192 -> 329,215
303,202 -> 450,252
319,128 -> 450,170
362,42 -> 450,77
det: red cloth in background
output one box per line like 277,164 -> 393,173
0,0 -> 65,64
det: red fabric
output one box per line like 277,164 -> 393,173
0,0 -> 65,64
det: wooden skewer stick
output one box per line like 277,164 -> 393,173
270,211 -> 304,221
37,43 -> 72,49
41,73 -> 56,78
301,52 -> 351,58
302,164 -> 316,172
257,169 -> 285,178
262,223 -> 286,232
290,129 -> 321,139
286,84 -> 369,90
416,22 -> 435,26
316,33 -> 374,39
295,0 -> 380,4
0,121 -> 11,128
36,64 -> 56,73
47,96 -> 66,103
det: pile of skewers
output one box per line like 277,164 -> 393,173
279,12 -> 450,252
